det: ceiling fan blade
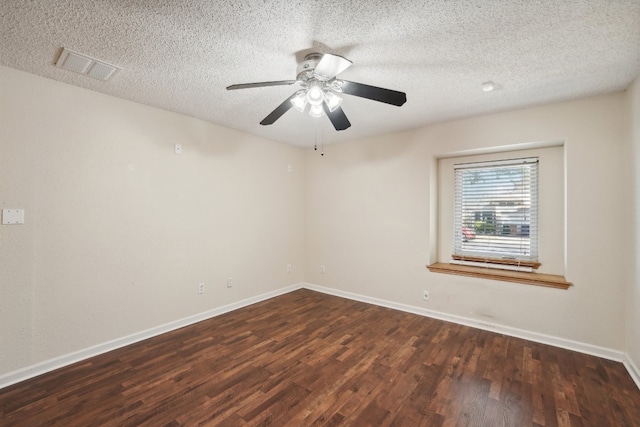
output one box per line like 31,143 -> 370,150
259,92 -> 298,125
226,80 -> 296,90
323,104 -> 351,131
314,54 -> 353,79
339,80 -> 407,106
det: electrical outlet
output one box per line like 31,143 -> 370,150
423,290 -> 430,301
320,265 -> 326,274
227,277 -> 233,288
287,264 -> 292,273
198,283 -> 205,294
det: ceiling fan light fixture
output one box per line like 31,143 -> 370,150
307,82 -> 324,106
324,91 -> 343,112
308,104 -> 325,118
290,91 -> 308,112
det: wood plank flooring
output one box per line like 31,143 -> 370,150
1,289 -> 639,426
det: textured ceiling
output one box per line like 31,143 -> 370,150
2,1 -> 640,147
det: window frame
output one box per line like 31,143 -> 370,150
452,157 -> 539,270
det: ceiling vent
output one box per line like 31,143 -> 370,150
55,48 -> 121,81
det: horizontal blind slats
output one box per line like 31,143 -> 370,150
453,157 -> 538,262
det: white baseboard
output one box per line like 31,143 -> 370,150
624,356 -> 640,391
0,283 -> 303,390
302,283 -> 639,383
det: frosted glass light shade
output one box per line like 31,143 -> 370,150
309,104 -> 325,117
324,91 -> 343,112
307,82 -> 324,106
290,91 -> 307,112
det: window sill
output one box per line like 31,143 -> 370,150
426,262 -> 571,290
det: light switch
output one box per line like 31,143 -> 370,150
2,209 -> 25,225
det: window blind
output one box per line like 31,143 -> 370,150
453,157 -> 538,264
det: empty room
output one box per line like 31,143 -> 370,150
1,1 -> 640,426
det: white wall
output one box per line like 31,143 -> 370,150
627,76 -> 640,370
0,66 -> 305,377
305,93 -> 628,351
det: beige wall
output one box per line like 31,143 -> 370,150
627,76 -> 640,369
0,66 -> 305,376
305,93 -> 628,350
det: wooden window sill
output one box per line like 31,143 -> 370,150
427,262 -> 572,290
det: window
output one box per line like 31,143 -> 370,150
452,157 -> 538,271
429,145 -> 570,289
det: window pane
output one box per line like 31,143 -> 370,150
454,158 -> 538,261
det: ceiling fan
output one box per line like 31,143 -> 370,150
226,53 -> 407,131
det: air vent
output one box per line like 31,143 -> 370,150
55,48 -> 121,81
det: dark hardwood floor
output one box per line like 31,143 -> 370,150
1,289 -> 639,426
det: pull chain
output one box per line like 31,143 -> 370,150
319,120 -> 324,156
313,119 -> 324,156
